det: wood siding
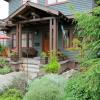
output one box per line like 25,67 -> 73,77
8,0 -> 94,15
9,0 -> 22,14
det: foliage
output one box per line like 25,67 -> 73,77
23,74 -> 66,100
11,73 -> 28,94
64,2 -> 100,99
64,3 -> 100,100
65,61 -> 100,100
40,52 -> 47,58
0,44 -> 5,53
0,58 -> 12,74
0,66 -> 12,75
44,51 -> 61,73
75,6 -> 100,59
95,0 -> 100,5
10,50 -> 18,56
0,89 -> 23,100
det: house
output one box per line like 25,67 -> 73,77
1,0 -> 95,58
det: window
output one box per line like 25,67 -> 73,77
12,33 -> 32,48
58,0 -> 66,2
30,0 -> 38,3
48,0 -> 56,4
63,29 -> 73,49
63,30 -> 70,48
47,0 -> 67,5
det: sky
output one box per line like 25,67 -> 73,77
0,0 -> 8,19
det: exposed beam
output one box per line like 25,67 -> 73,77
18,15 -> 28,20
19,17 -> 55,24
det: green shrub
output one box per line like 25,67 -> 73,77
0,44 -> 5,53
44,51 -> 61,73
23,74 -> 66,100
0,66 -> 12,75
65,65 -> 100,100
0,58 -> 12,74
0,89 -> 23,100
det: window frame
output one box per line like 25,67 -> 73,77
46,0 -> 68,6
62,29 -> 74,49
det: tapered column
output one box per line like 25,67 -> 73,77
49,17 -> 58,52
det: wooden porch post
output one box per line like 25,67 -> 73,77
18,23 -> 22,58
16,24 -> 19,55
27,33 -> 29,48
49,17 -> 58,52
16,23 -> 22,58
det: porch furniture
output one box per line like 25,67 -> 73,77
22,47 -> 37,58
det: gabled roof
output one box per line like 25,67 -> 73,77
8,1 -> 60,21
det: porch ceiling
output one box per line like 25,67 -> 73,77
8,1 -> 60,22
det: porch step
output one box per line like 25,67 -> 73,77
22,64 -> 40,69
22,58 -> 40,65
24,67 -> 39,73
21,57 -> 41,79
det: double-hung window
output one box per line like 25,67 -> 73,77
47,0 -> 67,5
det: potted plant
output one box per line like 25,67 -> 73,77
40,52 -> 48,64
10,50 -> 19,62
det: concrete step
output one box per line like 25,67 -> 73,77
22,64 -> 40,69
24,67 -> 39,73
22,58 -> 40,65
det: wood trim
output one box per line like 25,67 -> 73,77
46,0 -> 69,6
8,2 -> 59,20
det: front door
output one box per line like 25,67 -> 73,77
42,32 -> 49,53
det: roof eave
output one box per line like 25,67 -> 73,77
4,0 -> 9,2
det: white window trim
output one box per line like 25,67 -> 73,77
47,0 -> 67,5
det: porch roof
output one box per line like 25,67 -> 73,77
7,1 -> 61,22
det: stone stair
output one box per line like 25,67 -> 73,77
21,57 -> 41,80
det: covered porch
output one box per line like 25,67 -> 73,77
6,1 -> 69,58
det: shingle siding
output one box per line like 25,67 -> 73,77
8,0 -> 94,15
9,0 -> 22,14
39,0 -> 94,15
39,0 -> 45,5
